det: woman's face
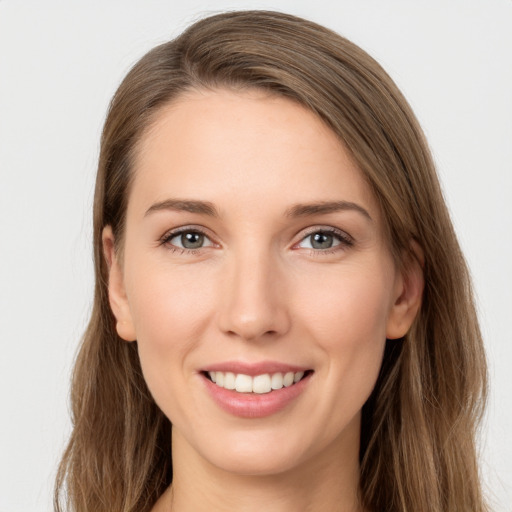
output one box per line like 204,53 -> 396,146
106,89 -> 417,476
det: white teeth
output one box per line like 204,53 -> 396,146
208,370 -> 307,393
253,374 -> 272,394
235,374 -> 253,393
271,372 -> 283,389
224,372 -> 236,390
283,372 -> 294,387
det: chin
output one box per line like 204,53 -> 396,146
171,420 -> 311,477
184,417 -> 354,479
208,438 -> 308,477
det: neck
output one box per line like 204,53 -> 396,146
157,422 -> 363,512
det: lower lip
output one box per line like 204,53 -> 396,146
202,373 -> 312,418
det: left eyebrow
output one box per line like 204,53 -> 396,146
285,200 -> 373,222
144,199 -> 220,218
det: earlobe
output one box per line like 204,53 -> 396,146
102,226 -> 137,342
386,240 -> 425,340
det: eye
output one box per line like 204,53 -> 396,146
162,228 -> 214,250
296,228 -> 353,251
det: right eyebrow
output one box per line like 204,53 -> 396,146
144,199 -> 220,218
285,200 -> 373,222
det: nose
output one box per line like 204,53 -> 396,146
217,247 -> 291,342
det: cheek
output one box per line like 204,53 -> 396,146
123,262 -> 217,409
126,262 -> 216,349
299,261 -> 393,341
297,261 -> 393,391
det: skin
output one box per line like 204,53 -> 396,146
104,89 -> 423,512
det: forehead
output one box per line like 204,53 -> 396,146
129,88 -> 380,223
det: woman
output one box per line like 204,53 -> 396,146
54,10 -> 488,512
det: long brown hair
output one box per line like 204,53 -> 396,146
55,10 -> 488,512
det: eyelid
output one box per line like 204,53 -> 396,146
158,224 -> 353,254
159,225 -> 218,250
292,226 -> 354,251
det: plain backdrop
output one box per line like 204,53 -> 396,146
1,1 -> 511,511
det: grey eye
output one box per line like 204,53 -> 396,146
310,232 -> 335,249
299,231 -> 341,250
181,232 -> 204,249
169,231 -> 213,249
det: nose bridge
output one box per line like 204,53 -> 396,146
218,243 -> 289,341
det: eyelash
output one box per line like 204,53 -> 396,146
159,226 -> 213,254
294,227 -> 354,255
159,226 -> 354,255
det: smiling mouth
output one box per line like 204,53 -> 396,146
203,370 -> 313,394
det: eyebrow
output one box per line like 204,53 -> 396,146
145,199 -> 220,217
285,201 -> 372,221
144,198 -> 372,222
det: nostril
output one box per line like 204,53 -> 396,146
225,328 -> 279,341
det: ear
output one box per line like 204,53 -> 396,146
102,226 -> 137,342
386,240 -> 425,340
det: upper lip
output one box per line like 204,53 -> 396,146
201,360 -> 311,376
